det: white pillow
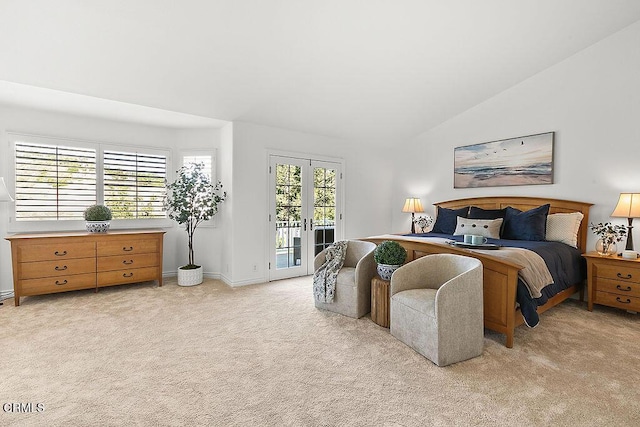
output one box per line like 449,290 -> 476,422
453,216 -> 503,239
545,212 -> 584,248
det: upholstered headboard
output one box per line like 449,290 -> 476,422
435,196 -> 593,253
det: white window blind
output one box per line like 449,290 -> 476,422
14,141 -> 97,220
182,153 -> 213,180
104,150 -> 167,219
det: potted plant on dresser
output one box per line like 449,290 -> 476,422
164,162 -> 226,286
84,204 -> 112,233
373,240 -> 407,280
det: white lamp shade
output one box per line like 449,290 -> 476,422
611,193 -> 640,218
402,197 -> 424,213
0,177 -> 14,202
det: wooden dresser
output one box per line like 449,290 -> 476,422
6,229 -> 165,306
583,252 -> 640,312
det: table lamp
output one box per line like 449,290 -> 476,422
611,192 -> 640,251
402,197 -> 424,234
0,177 -> 14,307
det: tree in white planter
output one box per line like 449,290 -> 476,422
164,162 -> 226,285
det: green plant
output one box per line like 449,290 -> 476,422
164,162 -> 226,269
374,240 -> 407,265
83,204 -> 112,221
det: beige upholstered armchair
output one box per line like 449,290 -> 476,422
390,254 -> 484,366
314,240 -> 377,318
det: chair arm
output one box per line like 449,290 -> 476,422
435,265 -> 483,321
314,249 -> 327,272
355,251 -> 377,286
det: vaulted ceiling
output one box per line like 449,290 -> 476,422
2,1 -> 640,142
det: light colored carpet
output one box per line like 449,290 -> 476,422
1,276 -> 639,426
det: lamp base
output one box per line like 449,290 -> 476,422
625,219 -> 634,251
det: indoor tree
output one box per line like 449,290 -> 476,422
164,162 -> 226,270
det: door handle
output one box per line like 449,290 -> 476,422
310,219 -> 313,230
303,218 -> 307,231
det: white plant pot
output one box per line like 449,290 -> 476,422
86,221 -> 110,233
178,265 -> 203,286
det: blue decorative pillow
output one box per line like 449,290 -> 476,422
469,206 -> 507,220
502,204 -> 550,241
432,206 -> 469,234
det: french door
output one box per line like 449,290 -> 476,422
269,155 -> 342,281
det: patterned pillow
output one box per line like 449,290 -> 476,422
453,217 -> 503,239
545,212 -> 584,248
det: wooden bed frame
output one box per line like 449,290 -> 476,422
364,196 -> 593,348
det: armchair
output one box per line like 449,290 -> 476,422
314,240 -> 377,318
390,254 -> 484,366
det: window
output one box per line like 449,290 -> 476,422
181,151 -> 214,180
104,149 -> 167,219
9,133 -> 170,225
14,140 -> 97,221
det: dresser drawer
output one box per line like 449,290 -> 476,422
97,253 -> 159,272
97,239 -> 159,256
20,258 -> 96,280
97,267 -> 159,287
594,291 -> 640,311
595,264 -> 640,284
594,277 -> 640,298
20,273 -> 97,295
18,242 -> 96,262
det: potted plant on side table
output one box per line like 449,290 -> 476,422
164,162 -> 226,286
374,240 -> 407,280
84,204 -> 112,233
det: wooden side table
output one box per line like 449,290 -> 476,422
371,276 -> 390,328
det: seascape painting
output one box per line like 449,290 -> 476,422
454,132 -> 554,188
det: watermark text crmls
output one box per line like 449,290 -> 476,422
3,403 -> 45,413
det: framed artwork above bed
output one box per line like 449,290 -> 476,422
454,132 -> 554,188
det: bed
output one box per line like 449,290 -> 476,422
363,196 -> 592,348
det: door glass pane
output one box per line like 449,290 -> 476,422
313,166 -> 336,255
275,164 -> 302,269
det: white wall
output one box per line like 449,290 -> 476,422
226,121 -> 393,286
0,104 -> 226,294
393,20 -> 640,250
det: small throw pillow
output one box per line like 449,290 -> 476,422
431,206 -> 470,234
468,206 -> 507,220
546,212 -> 584,248
502,204 -> 550,241
453,217 -> 503,239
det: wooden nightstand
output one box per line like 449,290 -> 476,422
583,252 -> 640,312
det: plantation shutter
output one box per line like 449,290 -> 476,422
103,150 -> 167,219
14,141 -> 97,220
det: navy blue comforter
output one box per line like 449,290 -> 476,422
404,232 -> 586,327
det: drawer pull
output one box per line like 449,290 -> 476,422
55,279 -> 68,286
617,272 -> 632,279
55,265 -> 68,271
54,250 -> 67,256
123,260 -> 134,265
123,272 -> 134,278
123,246 -> 134,252
616,285 -> 632,292
616,297 -> 631,304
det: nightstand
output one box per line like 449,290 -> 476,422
583,252 -> 640,312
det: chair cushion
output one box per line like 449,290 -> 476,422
392,289 -> 437,318
336,267 -> 356,287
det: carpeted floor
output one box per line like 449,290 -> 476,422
1,276 -> 639,426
